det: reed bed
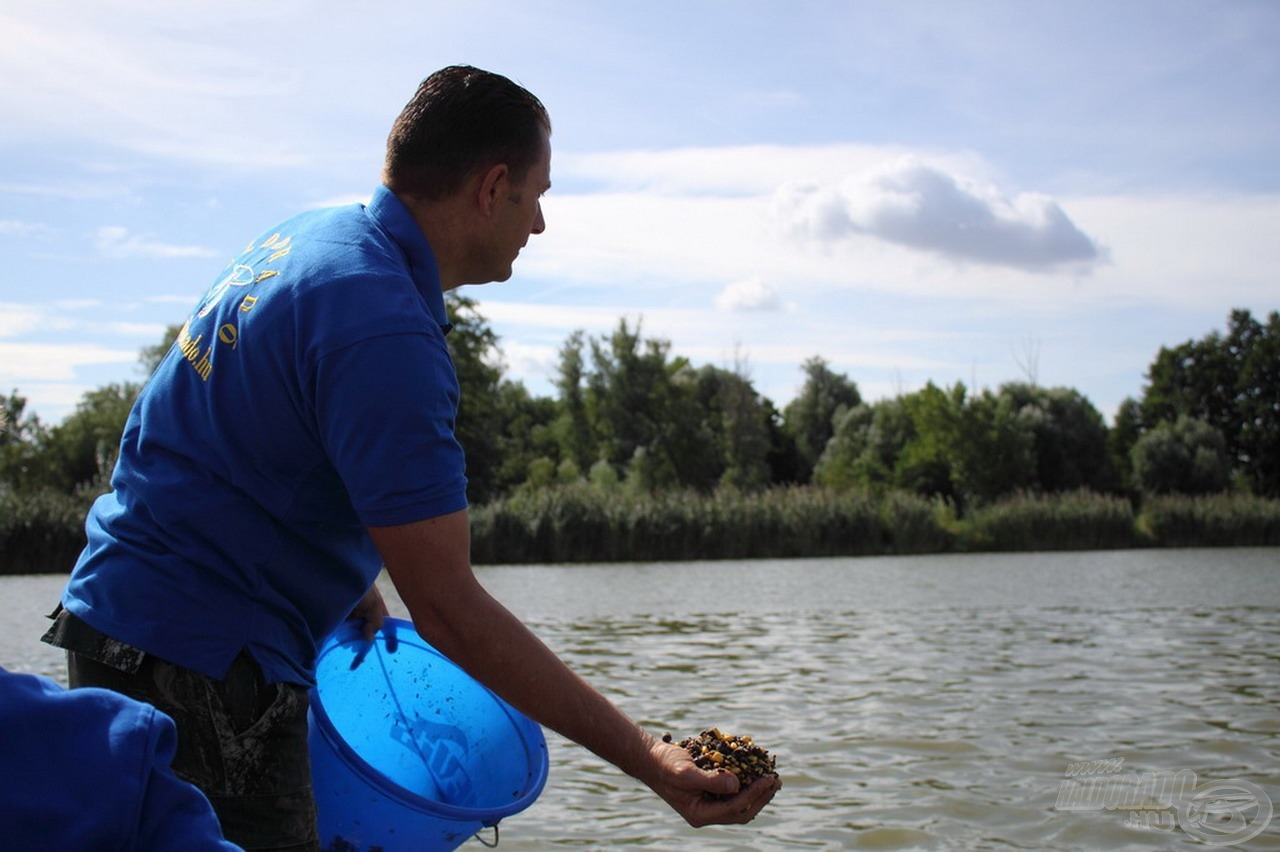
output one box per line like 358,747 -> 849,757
470,485 -> 954,564
6,484 -> 1279,573
1139,493 -> 1280,547
961,490 -> 1138,552
879,490 -> 956,554
0,488 -> 87,575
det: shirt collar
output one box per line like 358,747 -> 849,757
365,185 -> 452,333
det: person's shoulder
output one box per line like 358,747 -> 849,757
0,667 -> 89,717
0,670 -> 153,845
0,667 -> 61,714
281,200 -> 413,287
0,668 -> 158,743
0,669 -> 238,851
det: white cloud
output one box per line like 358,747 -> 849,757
3,383 -> 86,425
94,227 -> 218,260
0,341 -> 136,382
0,3 -> 312,170
52,299 -> 103,311
308,193 -> 374,210
522,144 -> 1279,318
473,295 -> 959,407
146,295 -> 203,306
0,304 -> 46,338
497,340 -> 561,388
559,144 -> 983,196
106,321 -> 170,338
0,219 -> 45,238
476,300 -> 645,335
0,179 -> 138,201
715,278 -> 783,312
774,157 -> 1102,271
1062,193 -> 1280,308
524,192 -> 771,289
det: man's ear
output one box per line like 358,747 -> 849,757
475,163 -> 510,218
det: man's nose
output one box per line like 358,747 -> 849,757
531,200 -> 545,235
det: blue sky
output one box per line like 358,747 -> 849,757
2,0 -> 1278,426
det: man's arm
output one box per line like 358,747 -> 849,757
367,509 -> 779,827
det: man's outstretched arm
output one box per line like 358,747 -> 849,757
367,508 -> 780,827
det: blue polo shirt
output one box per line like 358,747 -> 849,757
62,186 -> 469,685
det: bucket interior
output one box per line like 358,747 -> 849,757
310,618 -> 548,823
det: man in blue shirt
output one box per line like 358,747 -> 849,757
45,65 -> 779,849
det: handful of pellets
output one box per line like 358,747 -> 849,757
665,728 -> 777,795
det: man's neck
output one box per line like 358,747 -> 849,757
392,188 -> 473,292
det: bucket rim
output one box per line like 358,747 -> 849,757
310,617 -> 549,823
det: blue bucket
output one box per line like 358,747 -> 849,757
308,618 -> 549,852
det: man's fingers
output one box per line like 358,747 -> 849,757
688,773 -> 781,827
360,610 -> 383,642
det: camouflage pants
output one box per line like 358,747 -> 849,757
43,609 -> 319,851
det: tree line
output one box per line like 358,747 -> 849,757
3,302 -> 1279,505
2,302 -> 1277,570
452,302 -> 1280,506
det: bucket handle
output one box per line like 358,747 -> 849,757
475,824 -> 499,848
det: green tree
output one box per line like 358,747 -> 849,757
783,357 -> 861,482
139,324 -> 183,374
999,383 -> 1117,493
1140,308 -> 1280,495
717,369 -> 771,491
1,391 -> 48,492
1143,324 -> 1236,450
587,319 -> 665,470
693,363 -> 771,491
813,402 -> 876,491
1109,397 -> 1143,492
1236,310 -> 1280,496
445,294 -> 510,505
493,383 -> 561,495
895,383 -> 1034,508
962,388 -> 1036,503
446,295 -> 574,503
895,383 -> 964,502
552,330 -> 594,474
1131,415 -> 1231,495
862,399 -> 915,488
1,391 -> 41,447
585,319 -> 716,490
37,383 -> 139,493
814,398 -> 914,492
762,397 -> 803,486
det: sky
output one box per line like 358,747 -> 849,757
2,0 -> 1278,427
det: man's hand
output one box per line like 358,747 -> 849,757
641,737 -> 781,828
348,581 -> 390,643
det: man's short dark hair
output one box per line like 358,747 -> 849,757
383,66 -> 551,200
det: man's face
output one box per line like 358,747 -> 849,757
485,128 -> 551,283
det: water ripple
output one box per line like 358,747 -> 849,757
5,549 -> 1278,849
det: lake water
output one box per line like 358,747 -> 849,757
4,548 -> 1278,850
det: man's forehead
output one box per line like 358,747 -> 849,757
535,132 -> 553,186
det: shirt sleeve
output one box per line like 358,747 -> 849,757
312,330 -> 470,527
